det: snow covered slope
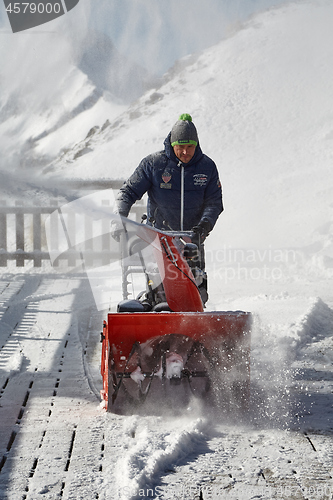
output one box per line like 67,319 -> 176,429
44,0 -> 333,255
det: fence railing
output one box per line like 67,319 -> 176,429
0,181 -> 146,268
0,200 -> 57,267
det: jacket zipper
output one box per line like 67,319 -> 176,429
179,161 -> 184,231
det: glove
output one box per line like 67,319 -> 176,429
191,220 -> 212,242
110,219 -> 123,242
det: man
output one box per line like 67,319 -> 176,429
116,113 -> 223,240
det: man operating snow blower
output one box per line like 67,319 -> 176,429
101,116 -> 252,414
115,113 -> 224,302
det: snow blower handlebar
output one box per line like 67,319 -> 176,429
114,218 -> 205,312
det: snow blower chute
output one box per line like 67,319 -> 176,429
100,217 -> 251,413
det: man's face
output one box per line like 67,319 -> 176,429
173,143 -> 196,163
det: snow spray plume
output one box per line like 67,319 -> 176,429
249,315 -> 295,429
0,1 -> 90,174
90,0 -> 288,76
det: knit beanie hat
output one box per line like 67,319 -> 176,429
170,113 -> 198,147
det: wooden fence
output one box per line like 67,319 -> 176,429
0,181 -> 146,268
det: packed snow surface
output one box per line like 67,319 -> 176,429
0,1 -> 333,499
0,267 -> 332,499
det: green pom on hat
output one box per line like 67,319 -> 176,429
179,113 -> 192,122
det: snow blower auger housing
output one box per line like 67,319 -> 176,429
100,217 -> 251,414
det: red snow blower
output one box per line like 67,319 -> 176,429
100,218 -> 251,414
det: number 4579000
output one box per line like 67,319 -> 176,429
5,3 -> 62,14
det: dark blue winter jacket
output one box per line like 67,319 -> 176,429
117,133 -> 223,231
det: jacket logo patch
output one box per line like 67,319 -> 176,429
193,173 -> 208,187
161,170 -> 172,189
162,171 -> 172,184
